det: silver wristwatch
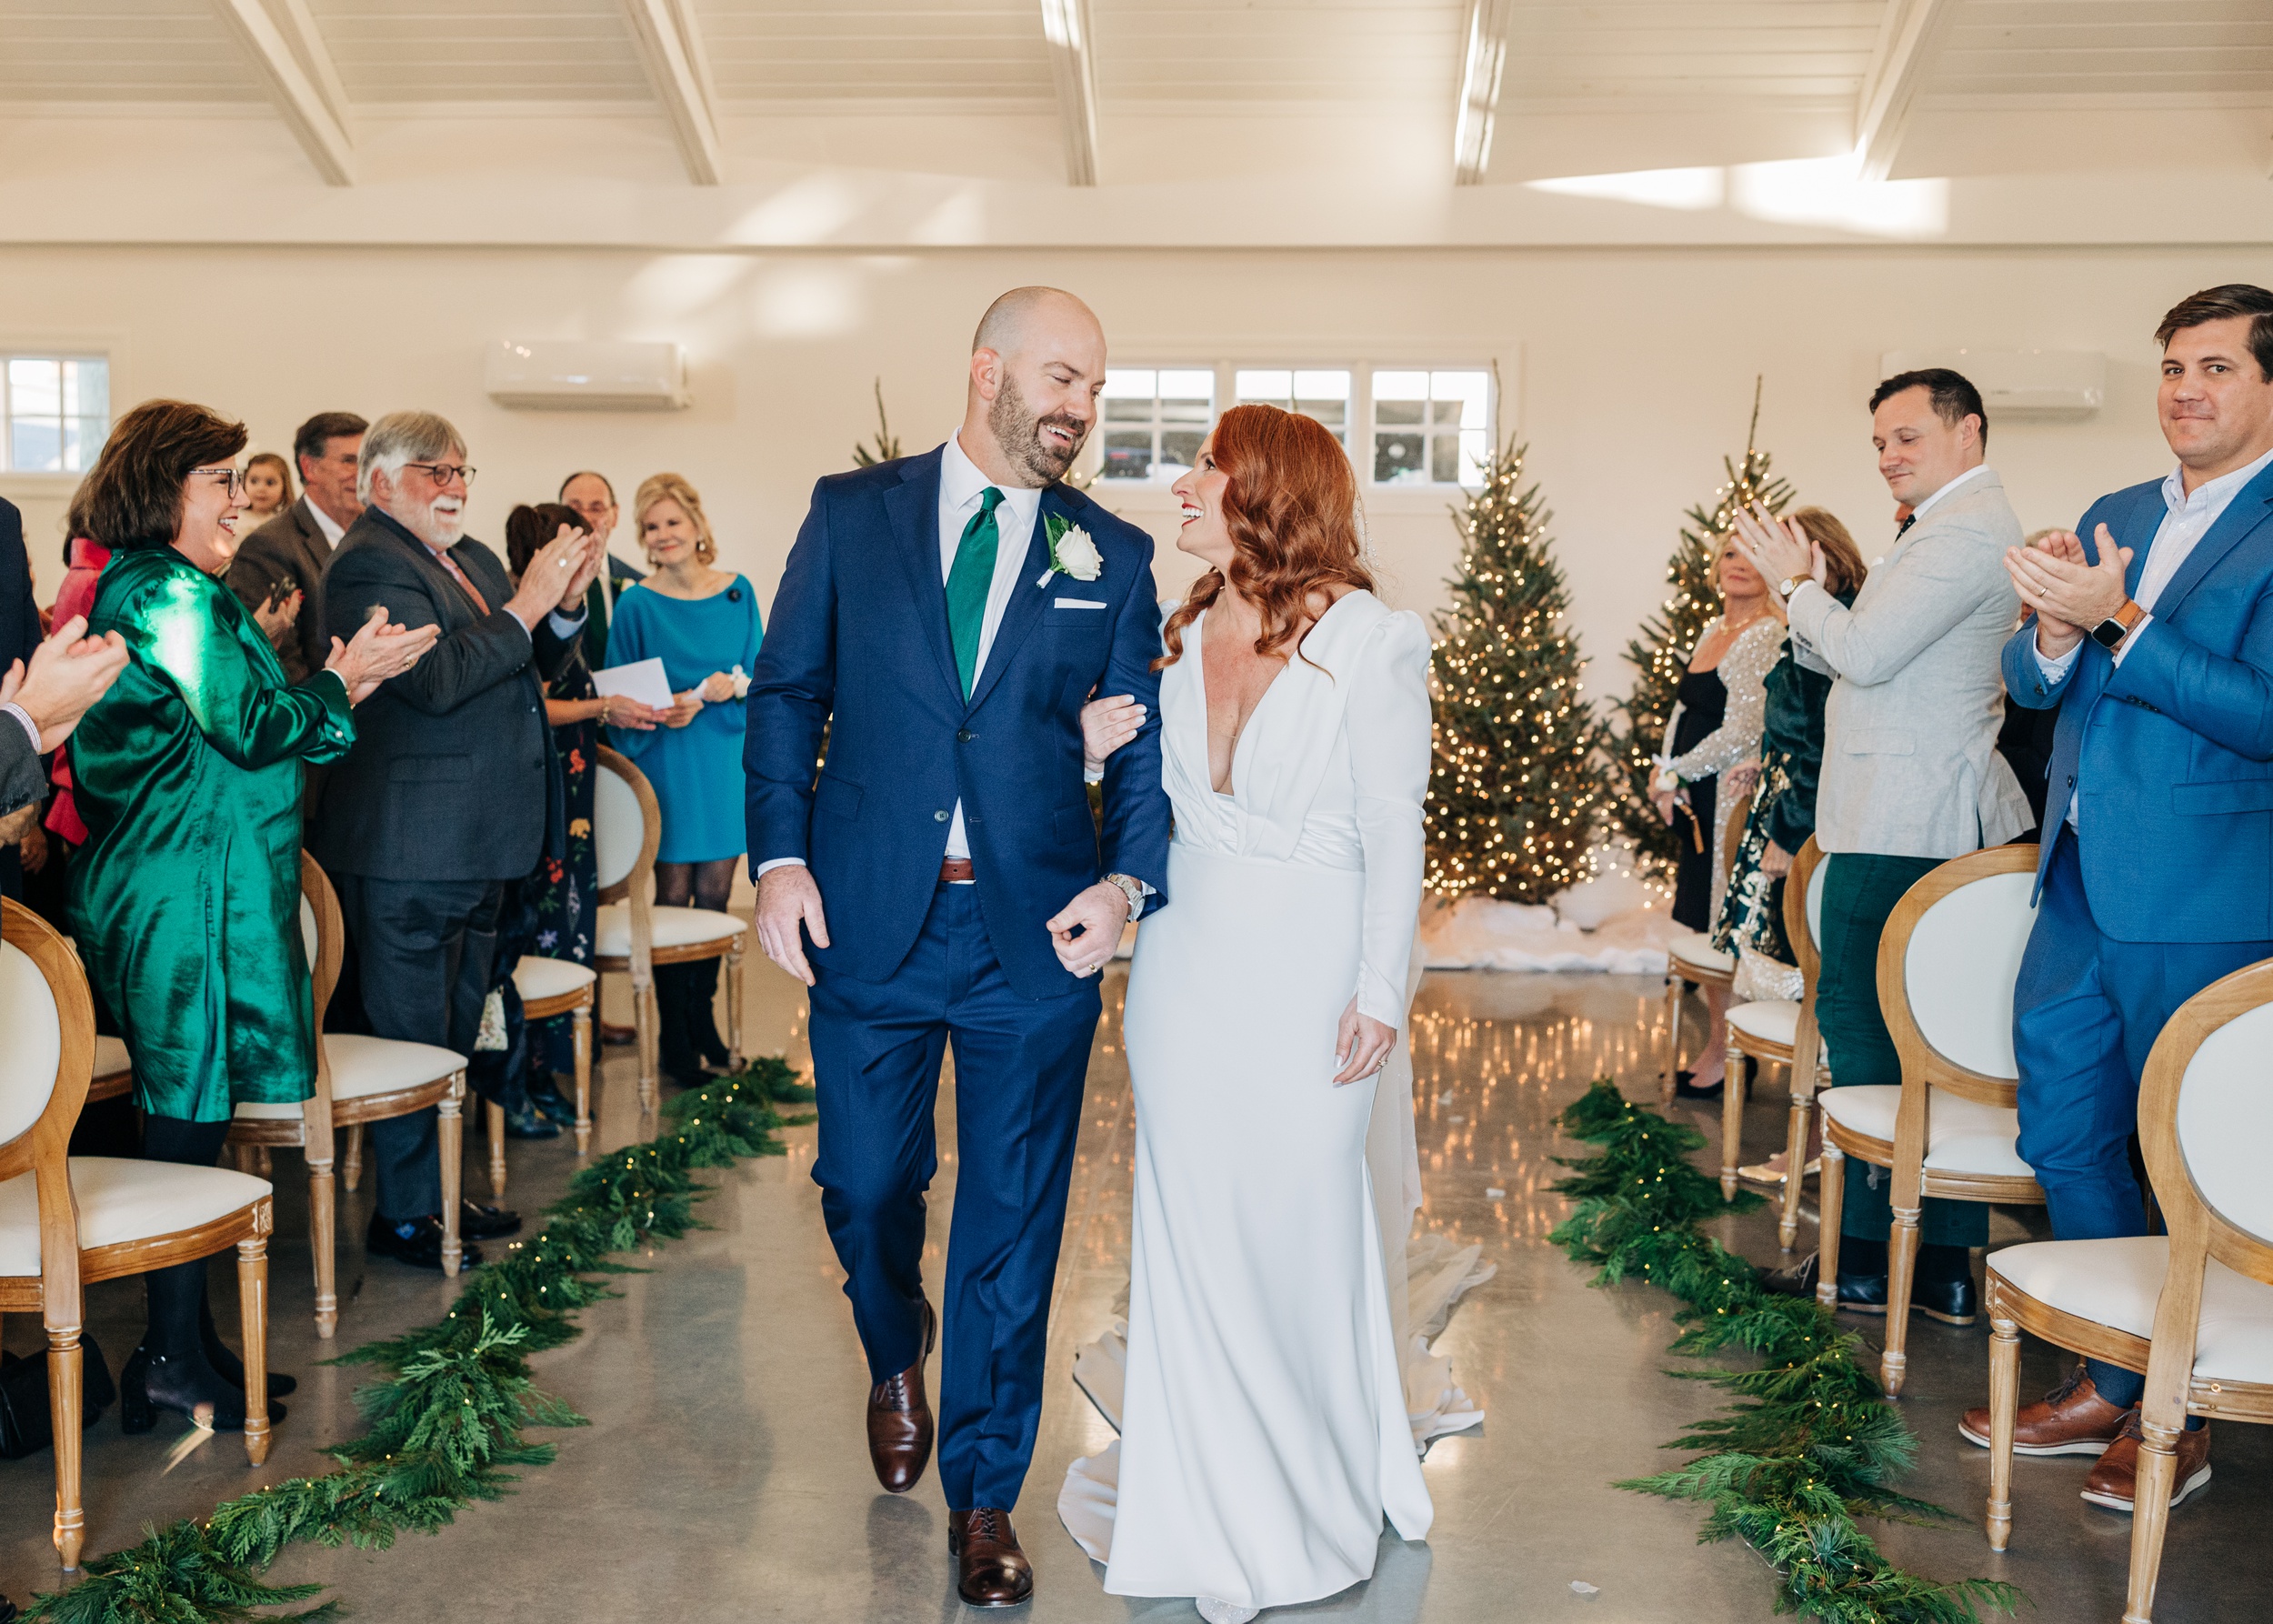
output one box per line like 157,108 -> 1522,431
1103,872 -> 1145,922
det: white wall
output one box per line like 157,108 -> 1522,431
2,243 -> 2248,697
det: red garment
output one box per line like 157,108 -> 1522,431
45,536 -> 111,846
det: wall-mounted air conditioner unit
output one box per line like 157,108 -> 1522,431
1879,349 -> 2106,420
486,340 -> 689,411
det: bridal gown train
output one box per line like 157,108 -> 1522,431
1059,589 -> 1435,1616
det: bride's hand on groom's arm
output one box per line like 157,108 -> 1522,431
755,864 -> 830,987
1079,692 -> 1147,775
1047,883 -> 1128,978
1332,998 -> 1395,1086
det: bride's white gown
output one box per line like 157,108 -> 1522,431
1059,589 -> 1435,1614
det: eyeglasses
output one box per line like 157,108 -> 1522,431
405,461 -> 478,487
192,466 -> 247,498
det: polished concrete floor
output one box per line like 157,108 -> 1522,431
2,966 -> 2267,1621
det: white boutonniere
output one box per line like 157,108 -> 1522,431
1036,514 -> 1104,587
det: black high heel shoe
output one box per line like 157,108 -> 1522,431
198,1296 -> 295,1398
120,1346 -> 285,1435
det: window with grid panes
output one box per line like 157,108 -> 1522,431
1370,368 -> 1490,486
2,355 -> 109,474
1233,369 -> 1353,446
1098,367 -> 1215,482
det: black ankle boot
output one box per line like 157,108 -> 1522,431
654,964 -> 706,1088
686,957 -> 731,1071
197,1294 -> 295,1398
121,1344 -> 285,1434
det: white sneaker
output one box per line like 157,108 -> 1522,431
1197,1599 -> 1259,1624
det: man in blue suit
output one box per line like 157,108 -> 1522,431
1961,285 -> 2273,1515
746,286 -> 1169,1607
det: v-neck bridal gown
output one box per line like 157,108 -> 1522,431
1059,588 -> 1435,1616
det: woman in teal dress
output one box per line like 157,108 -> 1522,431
67,399 -> 436,1431
607,473 -> 760,1087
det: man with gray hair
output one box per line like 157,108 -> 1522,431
314,411 -> 601,1270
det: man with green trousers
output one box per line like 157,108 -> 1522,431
1737,367 -> 2031,1321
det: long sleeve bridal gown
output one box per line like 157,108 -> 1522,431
1059,588 -> 1435,1615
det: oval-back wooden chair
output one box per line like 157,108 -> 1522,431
1721,835 -> 1830,1221
511,955 -> 597,1156
1,897 -> 275,1570
1816,844 -> 2043,1394
1659,794 -> 1750,1102
591,747 -> 746,1110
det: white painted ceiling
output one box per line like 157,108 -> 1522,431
0,1 -> 2267,193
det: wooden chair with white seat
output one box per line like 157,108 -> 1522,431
1720,836 -> 1830,1219
1659,796 -> 1750,1104
1816,843 -> 2044,1396
591,747 -> 746,1111
1974,957 -> 2273,1624
235,854 -> 471,1304
512,954 -> 597,1156
1,897 -> 276,1570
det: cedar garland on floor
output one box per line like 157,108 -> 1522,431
24,1060 -> 815,1624
1549,1080 -> 2020,1624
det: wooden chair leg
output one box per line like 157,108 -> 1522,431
571,1002 -> 593,1157
46,1326 -> 85,1569
1817,1144 -> 1846,1310
726,939 -> 745,1069
1883,1200 -> 1922,1395
486,1099 -> 507,1198
1719,1036 -> 1748,1200
634,972 -> 656,1113
439,1081 -> 465,1278
237,1219 -> 272,1467
309,1161 -> 337,1339
1661,971 -> 1685,1104
1987,1301 -> 2019,1550
2124,1418 -> 2184,1623
1778,1086 -> 1813,1251
341,1121 -> 364,1192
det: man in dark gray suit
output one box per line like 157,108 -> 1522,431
0,496 -> 45,898
314,411 -> 600,1268
226,411 -> 367,684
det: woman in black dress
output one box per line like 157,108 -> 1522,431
1652,535 -> 1780,1098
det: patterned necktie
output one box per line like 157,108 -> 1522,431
946,486 -> 1005,697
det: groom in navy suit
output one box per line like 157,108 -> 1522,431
746,287 -> 1169,1606
1963,285 -> 2273,1514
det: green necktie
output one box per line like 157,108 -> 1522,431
946,486 -> 1005,697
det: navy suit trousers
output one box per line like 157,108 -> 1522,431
807,881 -> 1101,1510
2014,835 -> 2272,1403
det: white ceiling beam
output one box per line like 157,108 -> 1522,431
621,0 -> 725,186
1039,0 -> 1101,186
209,0 -> 355,185
1855,0 -> 1959,183
1453,0 -> 1512,187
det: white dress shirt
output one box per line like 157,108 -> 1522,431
756,433 -> 1042,882
1904,460 -> 1993,530
2034,442 -> 2273,826
306,496 -> 346,551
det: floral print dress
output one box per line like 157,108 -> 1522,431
527,648 -> 599,1077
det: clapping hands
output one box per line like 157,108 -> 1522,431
1731,503 -> 1824,593
2,614 -> 130,750
2004,525 -> 2129,657
325,605 -> 442,705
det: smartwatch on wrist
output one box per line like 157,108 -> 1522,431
2089,599 -> 2147,652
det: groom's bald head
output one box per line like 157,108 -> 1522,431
962,286 -> 1107,488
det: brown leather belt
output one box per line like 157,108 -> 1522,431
939,857 -> 976,883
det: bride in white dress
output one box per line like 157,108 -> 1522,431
1058,404 -> 1434,1621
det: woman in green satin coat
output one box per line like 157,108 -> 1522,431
66,399 -> 436,1432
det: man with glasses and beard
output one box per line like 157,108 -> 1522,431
746,286 -> 1170,1608
313,411 -> 601,1269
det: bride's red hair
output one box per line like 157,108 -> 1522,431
1157,404 -> 1372,669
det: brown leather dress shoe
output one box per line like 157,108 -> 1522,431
2082,1410 -> 2213,1512
866,1299 -> 936,1494
1959,1364 -> 2130,1456
948,1507 -> 1034,1608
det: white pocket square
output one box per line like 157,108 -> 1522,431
1052,598 -> 1108,610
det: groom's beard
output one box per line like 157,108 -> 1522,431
989,373 -> 1087,486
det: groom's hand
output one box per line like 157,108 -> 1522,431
1047,882 -> 1128,978
755,864 -> 831,987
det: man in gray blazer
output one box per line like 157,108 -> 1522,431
226,411 -> 368,684
1741,369 -> 2030,1321
314,411 -> 600,1269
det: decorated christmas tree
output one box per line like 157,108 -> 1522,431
1606,380 -> 1793,875
1425,442 -> 1610,905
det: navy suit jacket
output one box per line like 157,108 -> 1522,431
745,446 -> 1171,999
2003,458 -> 2273,943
